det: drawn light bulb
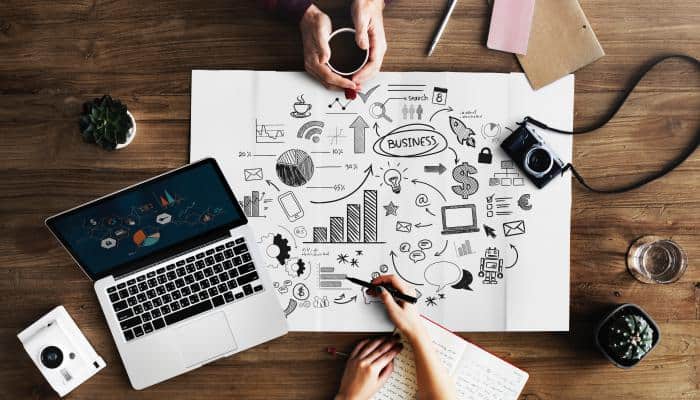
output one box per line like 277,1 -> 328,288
383,169 -> 402,194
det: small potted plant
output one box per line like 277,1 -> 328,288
79,95 -> 136,150
595,303 -> 660,368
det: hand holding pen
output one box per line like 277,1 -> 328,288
346,276 -> 418,304
350,275 -> 428,342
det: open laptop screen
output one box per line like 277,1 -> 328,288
443,205 -> 476,230
46,159 -> 246,280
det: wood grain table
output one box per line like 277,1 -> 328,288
1,1 -> 698,399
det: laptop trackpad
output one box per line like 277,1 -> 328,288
174,312 -> 237,368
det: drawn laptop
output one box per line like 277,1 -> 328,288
441,204 -> 480,235
45,158 -> 288,390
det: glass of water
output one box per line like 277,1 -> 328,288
626,236 -> 688,284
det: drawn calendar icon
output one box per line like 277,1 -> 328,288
431,86 -> 448,105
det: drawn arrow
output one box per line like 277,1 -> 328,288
411,179 -> 447,202
265,180 -> 280,192
350,116 -> 369,153
311,164 -> 374,204
415,222 -> 432,228
483,224 -> 497,238
434,240 -> 448,257
448,146 -> 459,164
424,163 -> 446,175
425,208 -> 435,216
373,122 -> 380,137
429,106 -> 454,122
334,295 -> 358,304
390,250 -> 424,286
505,244 -> 519,269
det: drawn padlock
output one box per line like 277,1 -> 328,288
478,147 -> 492,164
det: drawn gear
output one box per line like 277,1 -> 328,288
271,233 -> 292,265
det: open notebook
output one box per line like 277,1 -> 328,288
375,317 -> 528,400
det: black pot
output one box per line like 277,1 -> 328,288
594,303 -> 660,369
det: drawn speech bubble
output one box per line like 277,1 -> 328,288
409,250 -> 426,263
424,261 -> 461,292
373,123 -> 448,158
417,239 -> 433,250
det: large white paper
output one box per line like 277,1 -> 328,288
190,71 -> 573,332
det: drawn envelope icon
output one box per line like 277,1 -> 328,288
244,168 -> 263,181
396,221 -> 412,233
503,220 -> 525,237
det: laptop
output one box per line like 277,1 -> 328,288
440,204 -> 480,235
46,158 -> 288,390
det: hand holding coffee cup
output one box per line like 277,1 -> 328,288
299,1 -> 387,90
327,28 -> 370,76
299,4 -> 358,91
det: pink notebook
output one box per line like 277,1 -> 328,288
487,0 -> 536,55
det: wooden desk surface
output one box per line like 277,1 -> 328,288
1,1 -> 698,398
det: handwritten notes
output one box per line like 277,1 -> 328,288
374,317 -> 528,400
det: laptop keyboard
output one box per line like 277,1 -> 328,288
106,237 -> 263,342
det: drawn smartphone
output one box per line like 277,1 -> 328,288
278,191 -> 304,222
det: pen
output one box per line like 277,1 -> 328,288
346,277 -> 418,304
427,0 -> 458,57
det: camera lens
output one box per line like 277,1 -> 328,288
40,346 -> 64,369
524,146 -> 553,177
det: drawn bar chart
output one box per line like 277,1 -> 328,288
330,217 -> 344,243
306,190 -> 383,244
347,204 -> 361,242
240,191 -> 262,217
313,227 -> 328,242
363,190 -> 377,242
318,266 -> 350,290
456,240 -> 474,257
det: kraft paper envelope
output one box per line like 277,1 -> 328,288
488,0 -> 605,89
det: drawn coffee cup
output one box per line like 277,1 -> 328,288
327,28 -> 369,76
293,95 -> 311,115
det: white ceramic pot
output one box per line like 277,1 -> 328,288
115,110 -> 137,150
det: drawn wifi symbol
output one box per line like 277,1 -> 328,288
297,121 -> 325,143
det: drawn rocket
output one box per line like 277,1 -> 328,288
449,116 -> 476,147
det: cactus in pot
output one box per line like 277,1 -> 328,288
595,304 -> 659,368
606,313 -> 654,361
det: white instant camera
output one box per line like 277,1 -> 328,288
17,306 -> 106,397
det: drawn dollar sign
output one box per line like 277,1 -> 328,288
451,162 -> 479,199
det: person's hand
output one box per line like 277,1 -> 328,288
335,336 -> 403,400
300,4 -> 357,91
350,0 -> 387,84
368,275 -> 427,343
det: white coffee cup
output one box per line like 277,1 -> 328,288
327,28 -> 370,76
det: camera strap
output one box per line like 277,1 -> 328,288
520,54 -> 700,194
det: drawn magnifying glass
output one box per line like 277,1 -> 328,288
369,102 -> 392,123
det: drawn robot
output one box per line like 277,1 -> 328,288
479,247 -> 503,284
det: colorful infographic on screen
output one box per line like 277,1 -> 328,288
50,163 -> 242,276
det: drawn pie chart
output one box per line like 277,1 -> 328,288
133,229 -> 160,247
276,149 -> 314,187
482,122 -> 501,138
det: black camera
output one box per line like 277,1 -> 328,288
501,123 -> 565,188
